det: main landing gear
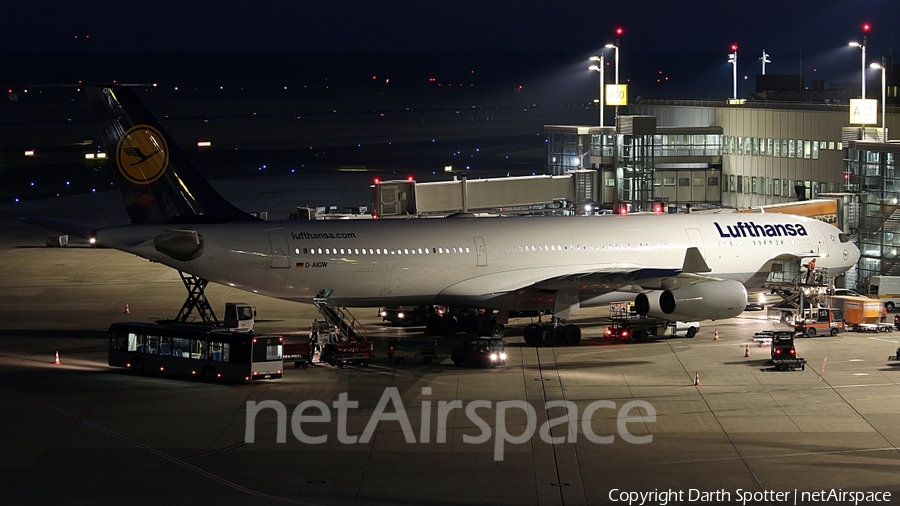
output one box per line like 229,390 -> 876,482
523,320 -> 582,347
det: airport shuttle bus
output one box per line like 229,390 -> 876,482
108,322 -> 284,381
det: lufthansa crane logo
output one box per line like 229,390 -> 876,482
115,124 -> 169,185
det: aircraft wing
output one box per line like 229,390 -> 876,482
532,247 -> 716,296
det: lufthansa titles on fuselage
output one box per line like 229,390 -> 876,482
292,232 -> 356,240
714,221 -> 808,239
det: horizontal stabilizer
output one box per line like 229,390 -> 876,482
19,216 -> 97,240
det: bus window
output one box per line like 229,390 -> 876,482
252,337 -> 283,363
148,335 -> 160,354
172,337 -> 190,358
210,342 -> 230,362
193,339 -> 207,360
159,336 -> 171,356
109,330 -> 132,351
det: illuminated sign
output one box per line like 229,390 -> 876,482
605,84 -> 628,106
849,99 -> 878,125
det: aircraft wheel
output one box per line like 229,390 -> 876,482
541,328 -> 557,346
524,324 -> 541,346
440,314 -> 458,335
806,328 -> 817,337
563,324 -> 582,345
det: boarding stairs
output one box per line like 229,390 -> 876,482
313,289 -> 367,342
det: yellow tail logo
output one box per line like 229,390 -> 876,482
116,124 -> 169,185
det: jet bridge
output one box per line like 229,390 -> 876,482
371,171 -> 597,218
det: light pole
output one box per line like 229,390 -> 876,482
850,24 -> 870,99
870,57 -> 886,131
589,56 -> 605,127
604,27 -> 623,85
728,44 -> 738,99
760,49 -> 771,75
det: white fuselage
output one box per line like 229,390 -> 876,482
95,213 -> 859,311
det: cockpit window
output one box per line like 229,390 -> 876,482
839,233 -> 850,243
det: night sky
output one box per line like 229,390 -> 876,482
2,1 -> 895,55
3,0 -> 900,95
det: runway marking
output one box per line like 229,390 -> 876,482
2,386 -> 324,506
867,336 -> 900,344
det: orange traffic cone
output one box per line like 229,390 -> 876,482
693,372 -> 701,386
54,351 -> 60,365
125,303 -> 130,314
744,344 -> 751,358
714,329 -> 720,341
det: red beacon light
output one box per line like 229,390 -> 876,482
407,176 -> 414,182
374,178 -> 381,184
615,27 -> 623,37
731,44 -> 738,51
863,23 -> 871,33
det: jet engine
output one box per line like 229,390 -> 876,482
633,280 -> 748,321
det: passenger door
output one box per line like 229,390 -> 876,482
268,234 -> 290,268
474,237 -> 487,267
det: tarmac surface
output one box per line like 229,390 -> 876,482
2,215 -> 900,506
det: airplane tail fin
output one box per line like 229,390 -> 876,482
85,86 -> 257,224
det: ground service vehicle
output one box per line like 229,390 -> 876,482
769,331 -> 806,370
108,322 -> 283,381
793,307 -> 844,336
320,341 -> 374,367
388,338 -> 438,364
451,337 -> 507,367
830,296 -> 891,332
224,302 -> 256,332
745,292 -> 768,311
869,276 -> 900,311
283,339 -> 313,369
305,319 -> 374,367
605,302 -> 698,341
889,348 -> 900,361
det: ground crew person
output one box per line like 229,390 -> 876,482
805,258 -> 816,284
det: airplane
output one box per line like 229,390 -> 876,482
24,86 -> 861,346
